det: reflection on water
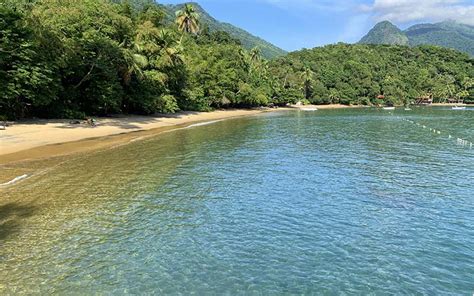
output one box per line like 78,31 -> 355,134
1,108 -> 473,294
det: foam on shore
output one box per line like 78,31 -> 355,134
1,174 -> 28,186
185,120 -> 223,128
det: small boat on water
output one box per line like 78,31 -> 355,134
404,108 -> 412,111
383,107 -> 395,110
452,106 -> 466,110
301,107 -> 318,111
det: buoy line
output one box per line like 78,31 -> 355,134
400,117 -> 473,149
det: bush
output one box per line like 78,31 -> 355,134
300,99 -> 311,105
157,95 -> 179,113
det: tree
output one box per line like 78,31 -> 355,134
0,5 -> 60,119
249,47 -> 262,65
300,67 -> 314,100
175,4 -> 199,34
120,43 -> 148,86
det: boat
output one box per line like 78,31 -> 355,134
301,107 -> 318,111
382,107 -> 395,110
452,106 -> 466,110
404,107 -> 412,111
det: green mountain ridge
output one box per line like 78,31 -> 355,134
359,20 -> 474,56
161,2 -> 287,59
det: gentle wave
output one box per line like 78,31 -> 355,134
185,120 -> 223,128
1,174 -> 28,186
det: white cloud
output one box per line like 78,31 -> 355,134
261,0 -> 474,25
361,0 -> 474,25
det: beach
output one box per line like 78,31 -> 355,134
0,109 -> 276,164
0,103 -> 463,164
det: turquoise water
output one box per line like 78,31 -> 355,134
1,108 -> 473,294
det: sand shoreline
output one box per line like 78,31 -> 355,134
1,104 -> 366,164
0,109 -> 281,164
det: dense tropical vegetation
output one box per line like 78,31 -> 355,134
269,44 -> 474,106
0,0 -> 473,120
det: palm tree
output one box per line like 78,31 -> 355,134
157,30 -> 184,66
175,4 -> 200,34
248,47 -> 263,80
120,43 -> 148,85
249,47 -> 262,65
300,67 -> 314,100
329,89 -> 340,104
238,49 -> 251,71
135,22 -> 184,67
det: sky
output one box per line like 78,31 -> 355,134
159,0 -> 474,51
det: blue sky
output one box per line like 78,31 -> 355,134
159,0 -> 474,51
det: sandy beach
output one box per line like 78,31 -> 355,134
1,109 -> 280,164
430,103 -> 468,106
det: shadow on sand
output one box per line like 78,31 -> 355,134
51,111 -> 202,130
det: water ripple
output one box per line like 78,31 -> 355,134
1,108 -> 473,294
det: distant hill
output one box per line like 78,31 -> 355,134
161,2 -> 286,59
359,21 -> 474,56
359,21 -> 409,45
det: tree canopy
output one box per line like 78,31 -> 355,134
268,43 -> 474,105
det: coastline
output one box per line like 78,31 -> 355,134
430,103 -> 469,106
0,109 -> 279,164
0,102 -> 464,165
1,104 -> 367,164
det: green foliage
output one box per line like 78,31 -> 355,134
268,44 -> 473,105
0,4 -> 60,119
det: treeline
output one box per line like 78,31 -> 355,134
1,0 -> 473,120
0,0 -> 276,119
269,44 -> 474,105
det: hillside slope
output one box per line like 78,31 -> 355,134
405,21 -> 474,56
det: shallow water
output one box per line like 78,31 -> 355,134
1,108 -> 473,294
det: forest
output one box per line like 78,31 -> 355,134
271,44 -> 474,106
1,0 -> 473,120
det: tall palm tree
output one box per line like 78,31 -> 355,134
120,42 -> 148,85
249,47 -> 262,65
175,4 -> 200,34
157,31 -> 184,66
300,67 -> 314,100
135,22 -> 184,67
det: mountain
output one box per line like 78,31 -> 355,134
161,2 -> 286,59
405,21 -> 474,56
359,21 -> 409,45
359,20 -> 474,56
